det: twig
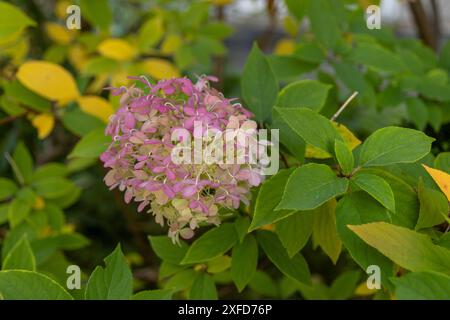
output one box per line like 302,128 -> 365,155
0,115 -> 19,125
408,0 -> 438,50
331,92 -> 358,122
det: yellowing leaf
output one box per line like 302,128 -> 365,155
33,196 -> 45,210
423,164 -> 450,201
55,0 -> 71,19
68,44 -> 89,71
97,38 -> 136,61
17,60 -> 80,105
274,39 -> 296,56
141,58 -> 180,80
211,0 -> 234,5
77,95 -> 114,123
306,122 -> 361,159
0,1 -> 36,41
45,22 -> 74,45
354,282 -> 378,296
31,113 -> 55,139
161,34 -> 182,55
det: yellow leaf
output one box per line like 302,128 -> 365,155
77,95 -> 114,123
140,58 -> 180,80
56,0 -> 71,19
161,34 -> 182,55
31,113 -> 55,139
274,38 -> 296,56
17,60 -> 80,104
422,164 -> 450,201
45,22 -> 74,45
282,16 -> 299,37
211,0 -> 234,5
97,38 -> 136,61
33,196 -> 45,210
354,282 -> 378,296
68,44 -> 89,71
86,74 -> 109,94
306,122 -> 361,159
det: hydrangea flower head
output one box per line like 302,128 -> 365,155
100,76 -> 264,242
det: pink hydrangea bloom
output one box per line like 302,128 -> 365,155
100,76 -> 263,242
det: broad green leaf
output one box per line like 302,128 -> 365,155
80,0 -> 111,32
328,270 -> 361,300
435,152 -> 450,173
12,141 -> 33,183
149,236 -> 188,264
61,108 -> 104,137
234,216 -> 251,243
0,270 -> 72,300
2,235 -> 36,271
271,109 -> 305,162
350,42 -> 407,73
32,163 -> 67,181
276,80 -> 331,111
276,211 -> 313,257
276,163 -> 348,211
139,16 -> 164,51
275,107 -> 343,155
0,178 -> 17,201
181,223 -> 238,264
336,192 -> 394,288
31,233 -> 90,264
8,198 -> 31,227
248,271 -> 278,298
392,271 -> 450,300
69,128 -> 111,158
0,1 -> 35,41
357,127 -> 434,167
308,0 -> 341,48
241,43 -> 278,123
250,168 -> 295,231
82,57 -> 119,76
132,289 -> 174,300
31,177 -> 75,199
257,231 -> 311,286
351,173 -> 395,212
312,199 -> 342,264
188,273 -> 218,300
3,80 -> 52,112
406,98 -> 428,131
164,269 -> 197,291
285,0 -> 308,20
348,222 -> 450,275
267,55 -> 316,81
335,139 -> 354,175
85,244 -> 133,300
231,235 -> 258,292
416,180 -> 448,230
207,255 -> 231,274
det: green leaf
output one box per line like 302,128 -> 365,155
250,168 -> 295,231
329,270 -> 361,300
85,244 -> 133,300
138,16 -> 164,51
164,269 -> 197,291
0,1 -> 35,41
32,163 -> 68,181
276,80 -> 331,111
439,41 -> 450,72
285,0 -> 308,20
350,42 -> 406,73
31,177 -> 75,199
406,98 -> 428,131
181,223 -> 238,264
276,163 -> 348,211
82,57 -> 119,76
435,152 -> 450,173
231,235 -> 258,292
357,127 -> 434,167
31,233 -> 90,264
69,128 -> 111,159
257,231 -> 311,286
392,271 -> 450,300
0,270 -> 72,300
8,198 -> 31,228
308,0 -> 341,48
275,107 -> 343,155
276,211 -> 313,257
2,235 -> 36,271
3,80 -> 51,112
132,289 -> 174,300
335,139 -> 354,175
61,108 -> 104,137
248,271 -> 278,298
12,141 -> 34,183
207,255 -> 231,274
336,192 -> 394,287
188,273 -> 218,300
267,55 -> 316,81
234,216 -> 251,243
241,42 -> 278,123
349,222 -> 450,275
149,236 -> 188,264
271,109 -> 305,162
312,199 -> 342,264
416,179 -> 448,230
0,178 -> 17,201
351,173 -> 395,212
79,0 -> 111,32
